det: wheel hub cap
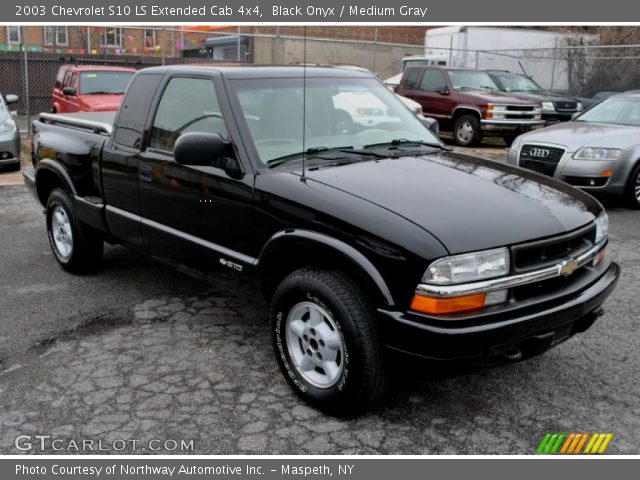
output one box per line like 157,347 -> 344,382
457,121 -> 474,143
285,301 -> 345,388
51,205 -> 73,259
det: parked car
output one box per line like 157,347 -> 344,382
486,70 -> 582,122
25,66 -> 619,414
0,93 -> 20,172
51,65 -> 136,113
508,91 -> 640,208
383,55 -> 449,91
577,88 -> 625,109
397,66 -> 545,146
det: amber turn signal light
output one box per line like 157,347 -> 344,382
410,293 -> 486,315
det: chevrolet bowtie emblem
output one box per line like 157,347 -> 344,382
559,259 -> 580,277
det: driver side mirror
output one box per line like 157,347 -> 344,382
174,132 -> 243,178
435,86 -> 450,96
62,87 -> 76,96
420,116 -> 440,135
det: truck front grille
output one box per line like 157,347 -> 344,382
554,101 -> 578,112
511,224 -> 597,273
503,105 -> 539,120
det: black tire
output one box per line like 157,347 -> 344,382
271,267 -> 389,415
46,188 -> 103,274
624,162 -> 640,209
453,114 -> 483,146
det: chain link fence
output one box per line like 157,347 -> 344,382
1,26 -> 425,133
2,25 -> 639,135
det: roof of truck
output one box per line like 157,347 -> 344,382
60,64 -> 136,72
137,64 -> 373,79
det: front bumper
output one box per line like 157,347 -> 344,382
481,119 -> 546,133
378,261 -> 620,362
0,132 -> 20,165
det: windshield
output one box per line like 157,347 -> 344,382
576,96 -> 640,126
493,73 -> 542,92
79,71 -> 134,95
447,70 -> 499,91
230,77 -> 441,164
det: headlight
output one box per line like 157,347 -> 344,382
423,247 -> 510,285
595,212 -> 608,244
486,104 -> 507,120
541,101 -> 556,111
574,147 -> 622,160
576,102 -> 583,112
0,118 -> 16,133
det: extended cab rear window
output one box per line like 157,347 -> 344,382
113,73 -> 162,149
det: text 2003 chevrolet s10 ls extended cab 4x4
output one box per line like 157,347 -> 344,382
24,66 -> 619,414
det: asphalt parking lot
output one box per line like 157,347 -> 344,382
0,150 -> 639,455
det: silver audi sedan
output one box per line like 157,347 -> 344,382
508,91 -> 640,208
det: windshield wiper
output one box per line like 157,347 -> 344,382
363,139 -> 451,151
266,146 -> 386,168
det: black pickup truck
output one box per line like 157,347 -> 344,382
25,65 -> 620,415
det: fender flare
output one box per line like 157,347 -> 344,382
35,158 -> 78,197
258,229 -> 395,307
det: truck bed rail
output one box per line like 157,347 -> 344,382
38,112 -> 113,136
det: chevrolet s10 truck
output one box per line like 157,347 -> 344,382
25,66 -> 619,414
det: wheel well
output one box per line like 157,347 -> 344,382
260,241 -> 388,308
35,169 -> 67,206
452,108 -> 480,123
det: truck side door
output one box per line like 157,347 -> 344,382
415,68 -> 454,122
137,74 -> 255,290
102,72 -> 163,246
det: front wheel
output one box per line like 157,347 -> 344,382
625,162 -> 640,209
453,114 -> 482,146
46,188 -> 104,274
271,268 -> 389,415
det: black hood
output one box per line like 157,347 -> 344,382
506,90 -> 577,104
299,152 -> 601,254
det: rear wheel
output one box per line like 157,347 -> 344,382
453,114 -> 482,146
271,268 -> 389,415
624,163 -> 640,209
46,188 -> 103,273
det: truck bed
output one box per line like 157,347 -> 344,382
38,111 -> 116,136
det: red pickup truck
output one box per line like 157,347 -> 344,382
51,65 -> 135,113
397,66 -> 545,146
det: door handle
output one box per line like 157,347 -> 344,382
138,165 -> 153,182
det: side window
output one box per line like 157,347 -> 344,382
55,69 -> 66,89
419,69 -> 447,92
149,77 -> 228,152
62,71 -> 73,88
70,73 -> 78,90
401,68 -> 421,91
114,73 -> 162,149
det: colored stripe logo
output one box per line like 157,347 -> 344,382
537,433 -> 613,454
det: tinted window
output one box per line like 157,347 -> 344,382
150,77 -> 228,152
419,69 -> 446,92
113,73 -> 162,149
401,68 -> 421,90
